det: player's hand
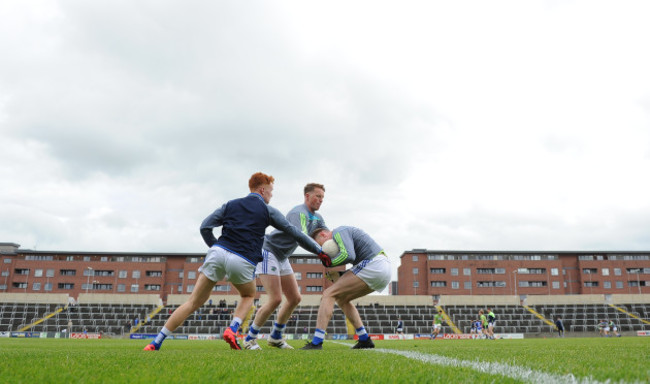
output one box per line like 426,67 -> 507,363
318,252 -> 332,267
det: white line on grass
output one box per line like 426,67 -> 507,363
330,341 -> 617,384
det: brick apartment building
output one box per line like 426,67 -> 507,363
0,242 -> 343,301
397,250 -> 650,297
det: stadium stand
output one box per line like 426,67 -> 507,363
2,296 -> 649,338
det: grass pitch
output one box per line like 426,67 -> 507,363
0,337 -> 648,383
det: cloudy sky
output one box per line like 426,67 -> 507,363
2,1 -> 650,285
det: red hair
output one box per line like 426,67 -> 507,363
249,172 -> 275,191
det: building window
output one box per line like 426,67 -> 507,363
58,283 -> 74,290
463,268 -> 471,276
146,271 -> 163,277
413,268 -> 419,275
477,281 -> 506,287
188,271 -> 197,280
582,268 -> 597,274
15,268 -> 29,275
551,268 -> 559,276
430,268 -> 446,274
44,283 -> 52,291
430,281 -> 446,287
412,255 -> 418,262
34,269 -> 43,277
294,272 -> 302,280
451,268 -> 458,276
614,268 -> 622,276
119,270 -> 128,278
413,281 -> 419,288
117,284 -> 126,292
132,270 -> 141,279
306,286 -> 323,292
214,285 -> 230,292
306,272 -> 323,279
464,281 -> 471,290
131,284 -> 139,293
602,268 -> 609,276
451,281 -> 459,289
0,270 -> 7,277
60,269 -> 76,276
584,281 -> 599,287
0,284 -> 6,290
186,285 -> 193,293
603,281 -> 611,289
552,281 -> 560,289
33,282 -> 41,291
145,284 -> 161,291
615,281 -> 623,289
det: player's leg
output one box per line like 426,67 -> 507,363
144,273 -> 215,351
222,254 -> 257,350
266,272 -> 300,348
244,274 -> 281,350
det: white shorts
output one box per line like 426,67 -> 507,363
255,250 -> 294,276
198,245 -> 256,285
604,326 -> 610,332
351,253 -> 391,292
433,324 -> 442,331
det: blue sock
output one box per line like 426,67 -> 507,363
356,326 -> 369,341
245,323 -> 260,342
312,328 -> 326,345
229,317 -> 242,333
153,327 -> 171,346
270,322 -> 285,339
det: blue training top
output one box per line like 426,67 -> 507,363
200,193 -> 321,264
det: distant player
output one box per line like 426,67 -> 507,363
396,318 -> 404,338
431,309 -> 444,340
597,319 -> 609,337
301,226 -> 391,350
244,183 -> 327,350
144,172 -> 325,351
487,307 -> 496,340
609,320 -> 621,337
474,319 -> 483,339
555,316 -> 565,338
479,309 -> 488,339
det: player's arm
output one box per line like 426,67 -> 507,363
199,203 -> 227,247
328,232 -> 349,267
268,206 -> 321,255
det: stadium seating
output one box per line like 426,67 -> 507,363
2,301 -> 648,338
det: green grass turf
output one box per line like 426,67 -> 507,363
0,337 -> 648,383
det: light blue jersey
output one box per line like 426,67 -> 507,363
262,204 -> 327,262
329,226 -> 383,267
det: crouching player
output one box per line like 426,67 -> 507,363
301,226 -> 391,350
144,172 -> 325,351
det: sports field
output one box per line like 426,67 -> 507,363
0,337 -> 647,383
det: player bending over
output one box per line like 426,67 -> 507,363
301,226 -> 391,350
144,172 -> 325,351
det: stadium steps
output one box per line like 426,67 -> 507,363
436,305 -> 461,334
18,305 -> 66,332
523,305 -> 555,328
129,304 -> 164,334
608,304 -> 650,325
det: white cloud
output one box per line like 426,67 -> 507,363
2,1 -> 650,286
